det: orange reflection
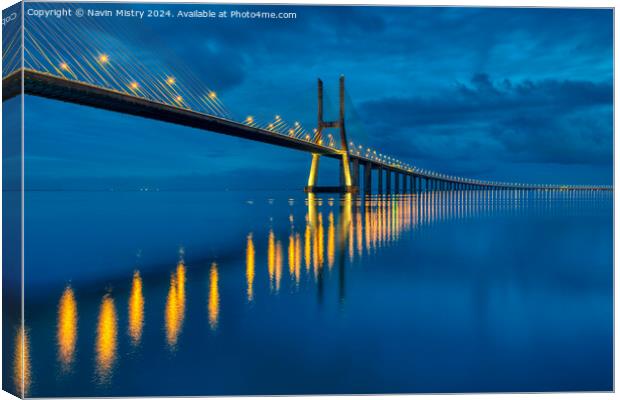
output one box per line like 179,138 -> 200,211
165,262 -> 186,349
208,263 -> 220,330
275,240 -> 283,292
356,211 -> 363,257
128,271 -> 144,346
317,213 -> 324,267
327,212 -> 335,269
246,234 -> 255,302
288,234 -> 296,276
267,230 -> 275,291
304,222 -> 311,271
95,294 -> 118,385
365,204 -> 371,253
348,211 -> 354,261
57,285 -> 78,372
295,233 -> 302,285
176,262 -> 186,315
13,327 -> 30,397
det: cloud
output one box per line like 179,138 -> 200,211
356,73 -> 612,168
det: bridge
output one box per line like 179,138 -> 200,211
2,69 -> 611,194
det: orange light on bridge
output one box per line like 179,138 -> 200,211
288,129 -> 295,136
59,62 -> 69,71
208,91 -> 217,99
98,54 -> 109,64
166,76 -> 176,85
129,82 -> 139,90
245,116 -> 254,124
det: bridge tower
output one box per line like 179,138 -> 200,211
305,76 -> 358,194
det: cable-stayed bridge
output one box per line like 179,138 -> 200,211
1,6 -> 611,193
2,69 -> 610,194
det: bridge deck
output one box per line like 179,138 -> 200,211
2,69 -> 611,191
3,69 -> 340,156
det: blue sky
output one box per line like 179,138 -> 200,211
22,5 -> 613,189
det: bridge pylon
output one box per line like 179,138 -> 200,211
305,76 -> 358,194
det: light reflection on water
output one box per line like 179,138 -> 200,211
94,294 -> 117,385
13,327 -> 31,398
164,262 -> 186,350
15,190 -> 613,396
127,271 -> 144,346
57,286 -> 77,373
208,263 -> 220,331
246,234 -> 255,302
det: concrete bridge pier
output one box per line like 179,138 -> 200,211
394,172 -> 400,193
403,174 -> 408,193
377,167 -> 383,194
386,170 -> 392,194
352,159 -> 360,188
305,77 -> 357,194
363,162 -> 372,195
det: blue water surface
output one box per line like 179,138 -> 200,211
8,189 -> 613,396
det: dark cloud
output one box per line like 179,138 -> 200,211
356,73 -> 612,169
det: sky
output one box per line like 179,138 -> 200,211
18,4 -> 613,190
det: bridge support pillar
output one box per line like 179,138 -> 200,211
305,76 -> 358,194
364,162 -> 372,195
394,172 -> 400,193
307,153 -> 320,187
403,174 -> 408,193
352,159 -> 360,188
386,170 -> 392,194
378,167 -> 383,194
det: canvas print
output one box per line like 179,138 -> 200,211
1,2 -> 613,397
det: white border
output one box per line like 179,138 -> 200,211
0,1 -> 615,400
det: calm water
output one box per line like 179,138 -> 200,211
8,190 -> 614,396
